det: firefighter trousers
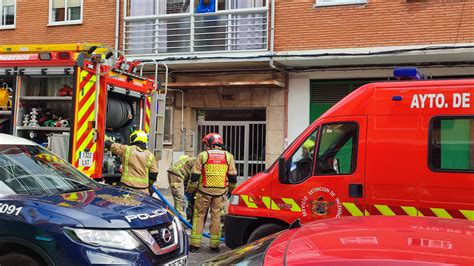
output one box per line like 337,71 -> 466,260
168,173 -> 186,217
190,191 -> 226,249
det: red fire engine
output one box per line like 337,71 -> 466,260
0,44 -> 156,180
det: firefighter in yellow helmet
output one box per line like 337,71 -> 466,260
105,130 -> 158,194
187,133 -> 237,253
167,154 -> 197,217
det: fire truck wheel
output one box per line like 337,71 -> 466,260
247,223 -> 286,244
0,252 -> 42,266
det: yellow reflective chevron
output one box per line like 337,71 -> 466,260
262,196 -> 280,211
460,210 -> 474,221
431,208 -> 453,219
282,198 -> 302,212
342,202 -> 364,216
241,195 -> 257,209
401,206 -> 418,217
374,205 -> 396,216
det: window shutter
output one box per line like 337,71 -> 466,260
68,0 -> 81,7
4,0 -> 15,6
309,79 -> 380,122
53,0 -> 66,8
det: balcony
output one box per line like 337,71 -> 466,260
124,1 -> 268,57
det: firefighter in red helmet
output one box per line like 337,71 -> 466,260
187,133 -> 237,253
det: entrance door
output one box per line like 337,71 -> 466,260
196,121 -> 266,182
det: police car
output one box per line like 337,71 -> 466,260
0,134 -> 187,265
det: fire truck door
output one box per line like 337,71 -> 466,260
274,116 -> 367,223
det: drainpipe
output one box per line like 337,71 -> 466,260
168,88 -> 185,151
115,0 -> 120,50
269,0 -> 288,144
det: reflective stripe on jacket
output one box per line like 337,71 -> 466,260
110,143 -> 157,189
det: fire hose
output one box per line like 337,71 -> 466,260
150,185 -> 225,241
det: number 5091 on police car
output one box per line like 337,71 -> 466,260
0,203 -> 22,216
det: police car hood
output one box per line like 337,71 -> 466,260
11,185 -> 173,229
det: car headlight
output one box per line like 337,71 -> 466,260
229,194 -> 240,206
65,228 -> 140,250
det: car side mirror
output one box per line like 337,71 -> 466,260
278,157 -> 287,184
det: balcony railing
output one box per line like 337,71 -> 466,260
124,8 -> 268,56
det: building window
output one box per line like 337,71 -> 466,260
0,0 -> 15,28
315,0 -> 367,7
49,0 -> 82,25
125,0 -> 268,55
430,117 -> 474,172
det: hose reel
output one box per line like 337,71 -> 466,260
106,97 -> 133,129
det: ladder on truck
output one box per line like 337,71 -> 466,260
140,62 -> 169,160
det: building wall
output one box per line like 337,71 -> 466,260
156,86 -> 285,188
275,0 -> 474,51
176,86 -> 285,164
0,0 -> 119,46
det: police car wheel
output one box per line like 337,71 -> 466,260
0,252 -> 41,266
247,223 -> 286,244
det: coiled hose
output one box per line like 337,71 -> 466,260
106,98 -> 133,129
151,185 -> 225,241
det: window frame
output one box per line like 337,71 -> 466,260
314,0 -> 367,8
428,115 -> 474,173
48,0 -> 83,26
284,127 -> 320,184
0,0 -> 16,29
313,121 -> 359,176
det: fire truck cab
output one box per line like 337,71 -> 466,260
225,75 -> 474,248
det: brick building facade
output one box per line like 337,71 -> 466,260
275,1 -> 474,51
272,0 -> 474,142
0,0 -> 120,47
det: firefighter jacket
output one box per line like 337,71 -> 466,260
110,143 -> 158,189
168,157 -> 197,184
191,148 -> 237,196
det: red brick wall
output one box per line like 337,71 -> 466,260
0,0 -> 121,48
275,0 -> 474,51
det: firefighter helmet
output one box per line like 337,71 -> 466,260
202,133 -> 223,147
302,139 -> 315,152
179,155 -> 190,161
130,130 -> 148,144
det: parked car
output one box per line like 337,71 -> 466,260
207,216 -> 474,265
0,134 -> 188,266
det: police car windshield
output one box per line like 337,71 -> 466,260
0,145 -> 98,195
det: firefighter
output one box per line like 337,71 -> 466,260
167,154 -> 197,217
187,133 -> 237,253
105,130 -> 158,194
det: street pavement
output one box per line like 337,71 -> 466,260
155,189 -> 230,265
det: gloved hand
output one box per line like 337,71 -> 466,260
186,182 -> 197,194
105,135 -> 112,142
